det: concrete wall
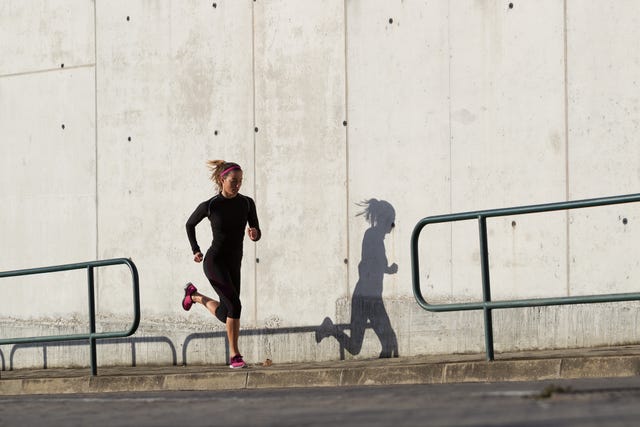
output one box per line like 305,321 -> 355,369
3,0 -> 640,370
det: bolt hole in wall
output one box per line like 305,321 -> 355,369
508,2 -> 514,9
126,16 -> 130,21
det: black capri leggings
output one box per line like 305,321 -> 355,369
203,250 -> 242,323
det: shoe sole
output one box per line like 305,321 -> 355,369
182,283 -> 196,311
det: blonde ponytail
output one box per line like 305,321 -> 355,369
207,160 -> 242,191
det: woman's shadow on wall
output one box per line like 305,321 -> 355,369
316,199 -> 399,359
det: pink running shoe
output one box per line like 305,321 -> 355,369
182,283 -> 197,311
229,354 -> 246,369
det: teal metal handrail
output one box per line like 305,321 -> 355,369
411,193 -> 640,361
0,258 -> 140,376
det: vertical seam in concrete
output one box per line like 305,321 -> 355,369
344,0 -> 350,297
251,1 -> 258,323
563,0 -> 571,296
447,1 -> 454,295
94,0 -> 99,266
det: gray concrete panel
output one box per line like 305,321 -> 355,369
568,205 -> 640,296
449,1 -> 567,300
253,0 -> 347,326
0,0 -> 94,75
95,1 -> 256,322
567,1 -> 640,199
566,3 -> 640,297
346,0 -> 452,305
0,67 -> 96,316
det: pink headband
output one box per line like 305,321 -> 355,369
220,165 -> 241,177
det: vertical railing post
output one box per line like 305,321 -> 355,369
478,216 -> 495,361
87,266 -> 98,376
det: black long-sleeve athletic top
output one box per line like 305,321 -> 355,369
186,193 -> 261,257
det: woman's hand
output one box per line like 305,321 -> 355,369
194,252 -> 204,263
386,263 -> 398,274
247,227 -> 259,241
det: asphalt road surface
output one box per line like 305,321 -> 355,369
2,377 -> 640,426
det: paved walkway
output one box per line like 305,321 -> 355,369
2,345 -> 640,395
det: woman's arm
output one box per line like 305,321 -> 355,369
186,201 -> 208,255
246,196 -> 261,241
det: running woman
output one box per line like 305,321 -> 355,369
182,160 -> 261,369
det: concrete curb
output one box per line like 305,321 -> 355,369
2,352 -> 640,396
